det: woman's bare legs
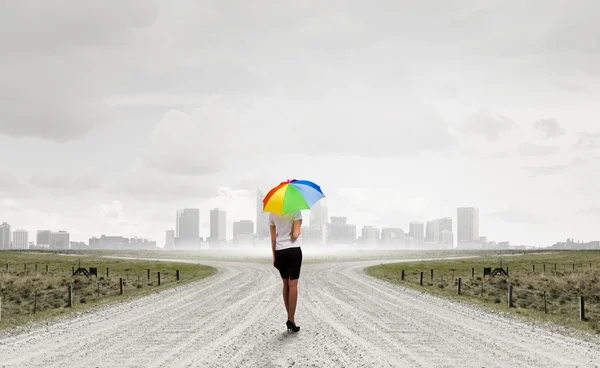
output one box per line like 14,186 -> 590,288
287,278 -> 298,324
282,279 -> 290,314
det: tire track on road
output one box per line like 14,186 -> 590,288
1,259 -> 599,367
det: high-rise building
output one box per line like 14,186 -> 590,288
256,189 -> 270,239
438,217 -> 453,233
409,222 -> 425,242
310,200 -> 328,230
233,220 -> 254,245
361,226 -> 379,247
441,230 -> 454,248
457,207 -> 479,245
176,209 -> 200,249
165,230 -> 175,249
233,220 -> 254,239
328,216 -> 356,245
49,231 -> 70,250
425,220 -> 440,243
37,230 -> 51,247
0,222 -> 11,249
12,229 -> 28,249
210,208 -> 226,243
380,228 -> 406,248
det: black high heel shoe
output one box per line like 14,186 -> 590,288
286,320 -> 300,333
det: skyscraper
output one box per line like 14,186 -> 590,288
176,208 -> 200,249
165,230 -> 175,249
361,225 -> 380,247
233,220 -> 254,239
49,231 -> 70,250
425,220 -> 440,243
256,189 -> 270,239
309,200 -> 328,230
36,230 -> 51,247
210,208 -> 226,243
13,229 -> 28,249
0,222 -> 11,249
457,207 -> 479,245
409,222 -> 425,242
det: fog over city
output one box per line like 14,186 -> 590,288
1,0 -> 600,248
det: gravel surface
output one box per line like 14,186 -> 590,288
1,259 -> 599,368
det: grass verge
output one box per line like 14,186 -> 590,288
366,250 -> 600,335
0,251 -> 216,330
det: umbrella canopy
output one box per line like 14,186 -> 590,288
262,179 -> 325,215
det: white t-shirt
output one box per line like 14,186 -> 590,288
269,211 -> 302,251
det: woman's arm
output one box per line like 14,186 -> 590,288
291,219 -> 302,243
270,225 -> 277,266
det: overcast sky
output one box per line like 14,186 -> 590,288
1,0 -> 599,246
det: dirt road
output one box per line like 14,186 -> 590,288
1,260 -> 598,367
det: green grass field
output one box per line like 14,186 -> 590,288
366,251 -> 600,334
62,247 -> 522,264
0,251 -> 216,330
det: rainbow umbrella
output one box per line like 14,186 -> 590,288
262,179 -> 325,215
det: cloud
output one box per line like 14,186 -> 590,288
107,164 -> 222,202
579,206 -> 600,216
28,171 -> 104,193
142,106 -> 235,176
0,172 -> 34,198
487,208 -> 550,224
460,109 -> 515,141
575,132 -> 600,150
518,143 -> 560,157
523,164 -> 570,177
533,119 -> 565,138
0,1 -> 158,142
94,200 -> 125,220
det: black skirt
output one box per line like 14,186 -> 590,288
275,246 -> 303,280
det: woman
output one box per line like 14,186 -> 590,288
269,210 -> 303,333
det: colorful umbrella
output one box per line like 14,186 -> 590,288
262,179 -> 325,215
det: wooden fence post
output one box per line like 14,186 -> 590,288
97,282 -> 100,297
106,268 -> 109,278
158,272 -> 161,286
24,264 -> 27,273
532,264 -> 535,274
572,263 -> 575,272
554,263 -> 557,273
45,264 -> 49,274
5,263 -> 7,272
543,263 -> 546,272
580,296 -> 585,321
176,270 -> 180,281
543,291 -> 547,314
35,263 -> 38,273
68,285 -> 73,307
457,278 -> 462,295
72,266 -> 75,275
34,291 -> 38,314
419,272 -> 423,286
401,270 -> 405,281
120,278 -> 124,295
147,269 -> 150,281
471,267 -> 474,278
430,269 -> 434,281
508,284 -> 513,307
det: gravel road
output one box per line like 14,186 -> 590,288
1,259 -> 599,368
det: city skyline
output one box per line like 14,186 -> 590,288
0,198 -> 594,248
1,1 -> 599,247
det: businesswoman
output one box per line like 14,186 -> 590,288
269,211 -> 303,333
